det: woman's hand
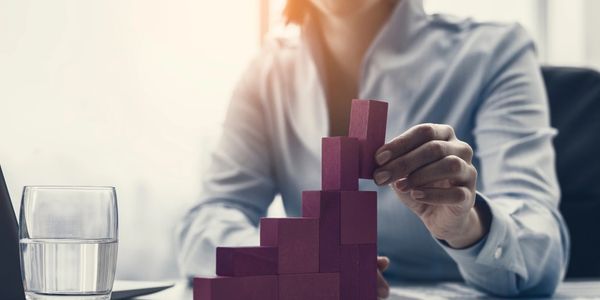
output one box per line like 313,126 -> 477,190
377,256 -> 390,299
373,123 -> 488,248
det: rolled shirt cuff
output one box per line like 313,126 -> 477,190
435,192 -> 528,280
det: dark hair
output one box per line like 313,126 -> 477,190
284,0 -> 309,24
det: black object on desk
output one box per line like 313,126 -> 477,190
0,166 -> 26,299
542,67 -> 600,278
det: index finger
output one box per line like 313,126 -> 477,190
375,123 -> 455,165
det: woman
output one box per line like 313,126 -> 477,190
177,0 -> 569,297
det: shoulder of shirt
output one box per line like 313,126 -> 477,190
424,13 -> 535,53
421,13 -> 539,95
233,25 -> 302,97
236,25 -> 304,88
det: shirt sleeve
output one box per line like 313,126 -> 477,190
176,55 -> 277,277
438,25 -> 570,297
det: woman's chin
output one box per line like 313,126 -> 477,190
313,0 -> 375,18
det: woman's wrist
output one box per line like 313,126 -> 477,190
445,206 -> 488,249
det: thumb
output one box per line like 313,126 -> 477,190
377,256 -> 390,271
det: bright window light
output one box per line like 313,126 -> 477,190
0,0 -> 260,280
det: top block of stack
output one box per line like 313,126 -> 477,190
348,99 -> 389,179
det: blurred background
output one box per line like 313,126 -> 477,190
1,0 -> 599,281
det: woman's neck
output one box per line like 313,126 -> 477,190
313,1 -> 396,77
310,1 -> 397,136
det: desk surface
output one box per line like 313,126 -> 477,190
133,280 -> 600,299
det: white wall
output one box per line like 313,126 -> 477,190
585,0 -> 600,70
0,0 -> 259,280
546,0 -> 586,66
546,0 -> 600,69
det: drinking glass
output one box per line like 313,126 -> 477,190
19,186 -> 118,300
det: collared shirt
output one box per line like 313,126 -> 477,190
176,0 -> 569,296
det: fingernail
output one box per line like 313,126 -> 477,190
374,171 -> 391,185
376,150 -> 392,165
394,178 -> 408,191
412,190 -> 425,199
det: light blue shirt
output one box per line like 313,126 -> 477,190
177,0 -> 569,296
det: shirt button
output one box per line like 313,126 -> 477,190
494,247 -> 503,259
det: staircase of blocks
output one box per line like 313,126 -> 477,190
194,99 -> 388,300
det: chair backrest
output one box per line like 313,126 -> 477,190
542,66 -> 600,278
0,166 -> 25,299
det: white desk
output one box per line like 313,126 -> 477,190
132,279 -> 600,299
388,280 -> 600,299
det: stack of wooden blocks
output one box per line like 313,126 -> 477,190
194,99 -> 389,300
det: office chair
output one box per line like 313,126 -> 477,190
542,66 -> 600,278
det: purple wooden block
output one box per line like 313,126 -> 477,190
302,190 -> 341,272
260,217 -> 319,274
193,276 -> 278,300
340,245 -> 360,300
359,244 -> 378,300
348,99 -> 389,179
340,191 -> 377,244
216,247 -> 278,276
279,273 -> 340,300
322,137 -> 359,191
340,245 -> 377,300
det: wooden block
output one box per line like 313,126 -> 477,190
340,245 -> 377,300
260,217 -> 319,274
216,247 -> 278,277
340,245 -> 360,300
348,99 -> 388,179
302,190 -> 341,272
340,191 -> 377,244
322,137 -> 359,191
279,273 -> 340,300
359,244 -> 377,300
193,276 -> 277,300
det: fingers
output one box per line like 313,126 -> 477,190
395,155 -> 477,191
377,256 -> 390,298
375,123 -> 456,166
374,139 -> 473,185
377,269 -> 390,299
409,186 -> 474,205
377,256 -> 390,271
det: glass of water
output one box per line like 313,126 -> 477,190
19,186 -> 118,300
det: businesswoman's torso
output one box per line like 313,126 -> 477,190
217,0 -> 557,281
